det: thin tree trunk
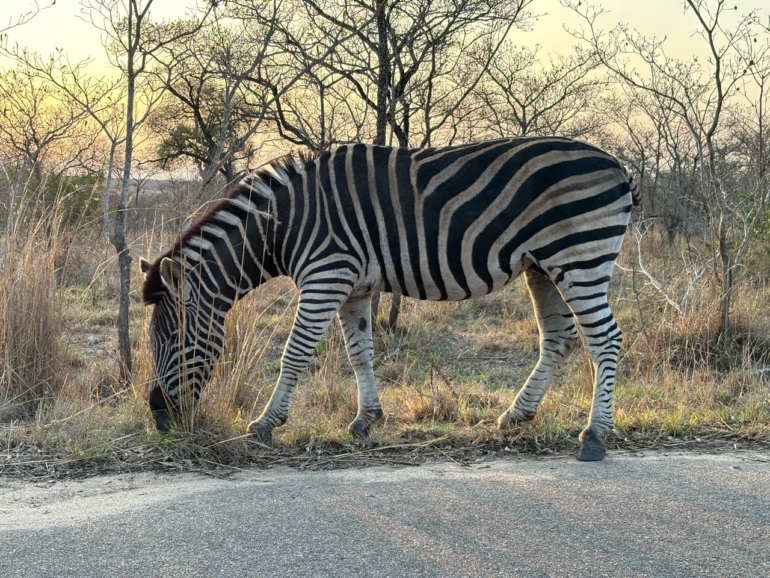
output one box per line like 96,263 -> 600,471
387,294 -> 401,330
115,239 -> 132,382
108,2 -> 138,386
384,93 -> 411,330
374,1 -> 388,147
719,226 -> 731,338
370,0 -> 390,327
371,293 -> 381,322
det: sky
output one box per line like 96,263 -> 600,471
1,0 -> 761,70
0,0 -> 200,65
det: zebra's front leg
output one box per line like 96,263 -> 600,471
248,287 -> 349,443
338,294 -> 383,438
499,269 -> 578,427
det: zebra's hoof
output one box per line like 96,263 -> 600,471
248,422 -> 273,444
348,419 -> 373,439
348,409 -> 383,439
497,409 -> 535,428
577,429 -> 606,462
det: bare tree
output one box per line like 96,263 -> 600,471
78,0 -> 219,383
146,6 -> 280,192
265,0 -> 534,149
472,44 -> 606,139
602,86 -> 702,245
0,64 -> 98,233
3,1 -> 217,383
150,22 -> 265,187
259,52 -> 368,153
262,0 -> 534,327
0,1 -> 54,35
145,0 -> 360,211
566,0 -> 770,336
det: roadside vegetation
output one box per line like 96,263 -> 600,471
2,199 -> 769,478
1,0 -> 769,478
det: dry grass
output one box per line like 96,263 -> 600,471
2,201 -> 770,478
0,218 -> 62,420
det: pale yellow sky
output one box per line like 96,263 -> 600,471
0,0 -> 201,65
0,0 -> 763,68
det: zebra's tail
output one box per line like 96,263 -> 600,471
624,166 -> 641,207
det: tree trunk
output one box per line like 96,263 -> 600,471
371,293 -> 381,323
370,0 -> 396,328
387,294 -> 401,330
108,0 -> 138,386
719,227 -> 731,338
384,93 -> 411,330
115,238 -> 133,383
374,1 -> 388,147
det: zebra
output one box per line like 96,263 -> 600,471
140,137 -> 639,461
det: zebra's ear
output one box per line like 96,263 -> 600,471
159,257 -> 185,298
139,257 -> 151,280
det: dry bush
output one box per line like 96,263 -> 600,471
643,309 -> 770,373
0,219 -> 63,420
617,231 -> 770,375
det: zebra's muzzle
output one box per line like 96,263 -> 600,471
149,383 -> 176,431
152,409 -> 173,432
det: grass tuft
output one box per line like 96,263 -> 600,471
0,218 -> 62,420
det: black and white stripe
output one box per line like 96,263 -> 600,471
141,137 -> 638,461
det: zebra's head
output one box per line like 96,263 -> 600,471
140,256 -> 224,431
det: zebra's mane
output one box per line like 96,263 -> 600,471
141,152 -> 312,305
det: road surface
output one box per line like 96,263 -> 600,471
1,451 -> 769,577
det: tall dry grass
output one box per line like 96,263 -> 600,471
0,216 -> 62,420
209,279 -> 297,423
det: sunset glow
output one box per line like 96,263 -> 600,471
1,0 -> 754,67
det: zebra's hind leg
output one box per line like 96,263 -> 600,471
558,282 -> 623,462
248,284 -> 350,443
338,294 -> 383,438
498,269 -> 578,428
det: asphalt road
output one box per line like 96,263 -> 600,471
1,451 -> 769,578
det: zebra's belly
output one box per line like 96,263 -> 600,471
384,257 -> 524,302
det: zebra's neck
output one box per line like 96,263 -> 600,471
176,191 -> 282,311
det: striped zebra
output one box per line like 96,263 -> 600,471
140,137 -> 639,461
